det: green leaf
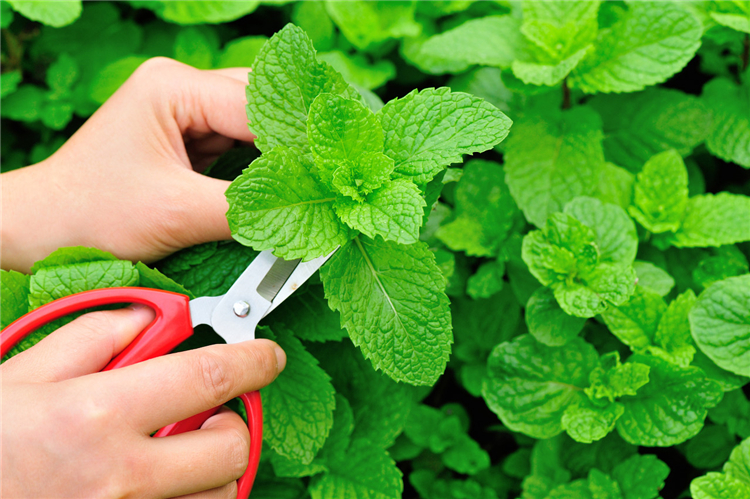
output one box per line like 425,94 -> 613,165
511,48 -> 589,87
601,287 -> 667,351
8,0 -> 81,27
307,92 -> 393,197
334,180 -> 425,244
564,196 -> 638,265
561,398 -> 624,444
593,162 -> 635,210
526,287 -> 586,347
1,85 -> 46,122
483,334 -> 599,439
158,241 -> 259,297
504,107 -> 605,228
670,193 -> 750,247
586,352 -> 651,402
317,51 -> 395,90
629,150 -> 689,234
589,88 -> 710,171
29,260 -> 139,309
30,246 -> 118,273
691,438 -> 750,499
0,270 -> 29,330
216,36 -> 267,68
245,24 -> 359,154
690,274 -> 750,377
291,2 -> 334,51
703,76 -> 750,168
520,1 -> 599,61
693,247 -> 750,289
686,424 -> 737,470
269,285 -> 347,343
136,0 -> 259,24
134,263 -> 194,299
616,355 -> 723,446
325,0 -> 420,50
225,147 -> 351,261
379,87 -> 512,184
611,454 -> 669,499
260,326 -> 336,464
309,439 -> 403,499
467,260 -> 506,299
651,289 -> 697,367
0,70 -> 22,98
436,159 -> 518,257
417,16 -> 525,69
570,1 -> 702,93
46,53 -> 78,93
633,261 -> 674,297
320,237 -> 452,386
310,340 -> 414,448
173,26 -> 218,69
522,212 -> 636,318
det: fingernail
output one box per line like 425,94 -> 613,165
274,346 -> 287,372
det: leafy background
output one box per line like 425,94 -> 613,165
2,1 -> 750,499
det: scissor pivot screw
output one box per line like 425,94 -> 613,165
233,301 -> 251,318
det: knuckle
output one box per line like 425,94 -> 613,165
76,395 -> 116,430
197,352 -> 235,404
73,310 -> 116,337
133,56 -> 183,78
246,341 -> 280,382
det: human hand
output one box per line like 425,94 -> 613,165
1,58 -> 253,273
1,304 -> 286,498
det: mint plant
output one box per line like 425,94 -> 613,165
4,2 -> 750,498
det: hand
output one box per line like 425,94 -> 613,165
1,304 -> 286,498
1,58 -> 254,273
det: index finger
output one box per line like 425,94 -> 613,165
87,339 -> 285,433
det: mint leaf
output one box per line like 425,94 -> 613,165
561,399 -> 624,444
693,247 -> 750,289
590,88 -> 710,171
309,438 -> 402,499
417,16 -> 525,69
259,326 -> 335,464
379,87 -> 512,184
690,274 -> 750,377
504,107 -> 605,228
0,270 -> 29,329
325,1 -> 420,50
245,24 -> 358,154
629,150 -> 689,234
310,340 -> 414,448
320,237 -> 452,386
307,92 -> 393,197
483,334 -> 599,439
134,262 -> 194,299
158,241 -> 259,298
512,48 -> 589,87
633,261 -> 675,297
436,159 -> 519,257
29,246 -> 118,273
651,289 -> 697,367
564,196 -> 638,266
317,51 -> 395,91
601,287 -> 667,351
586,352 -> 651,402
522,212 -> 636,318
611,454 -> 669,499
526,286 -> 586,347
466,260 -> 505,299
90,56 -> 149,104
691,438 -> 750,499
570,1 -> 702,93
225,147 -> 350,261
7,0 -> 81,27
334,179 -> 425,244
703,76 -> 750,168
269,285 -> 347,343
670,193 -> 750,247
29,260 -> 139,309
134,1 -> 259,25
617,355 -> 723,446
520,1 -> 599,62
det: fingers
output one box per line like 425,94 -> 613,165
96,339 -> 285,433
147,407 -> 247,498
1,305 -> 155,383
209,67 -> 251,83
174,483 -> 238,499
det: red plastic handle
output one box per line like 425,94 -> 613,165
0,287 -> 261,497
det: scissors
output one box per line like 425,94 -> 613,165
0,249 -> 336,498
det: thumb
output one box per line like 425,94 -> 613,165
2,305 -> 156,383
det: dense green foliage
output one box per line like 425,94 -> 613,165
2,2 -> 750,498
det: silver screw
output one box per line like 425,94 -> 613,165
233,301 -> 250,318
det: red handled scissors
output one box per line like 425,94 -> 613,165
0,249 -> 336,498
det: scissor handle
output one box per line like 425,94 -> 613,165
0,287 -> 261,498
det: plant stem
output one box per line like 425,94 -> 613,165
562,77 -> 571,110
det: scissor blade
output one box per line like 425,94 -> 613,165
189,295 -> 224,328
264,248 -> 338,316
256,257 -> 301,302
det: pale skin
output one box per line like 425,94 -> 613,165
1,58 -> 286,498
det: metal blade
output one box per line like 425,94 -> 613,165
189,295 -> 223,328
256,257 -> 301,302
264,248 -> 338,316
